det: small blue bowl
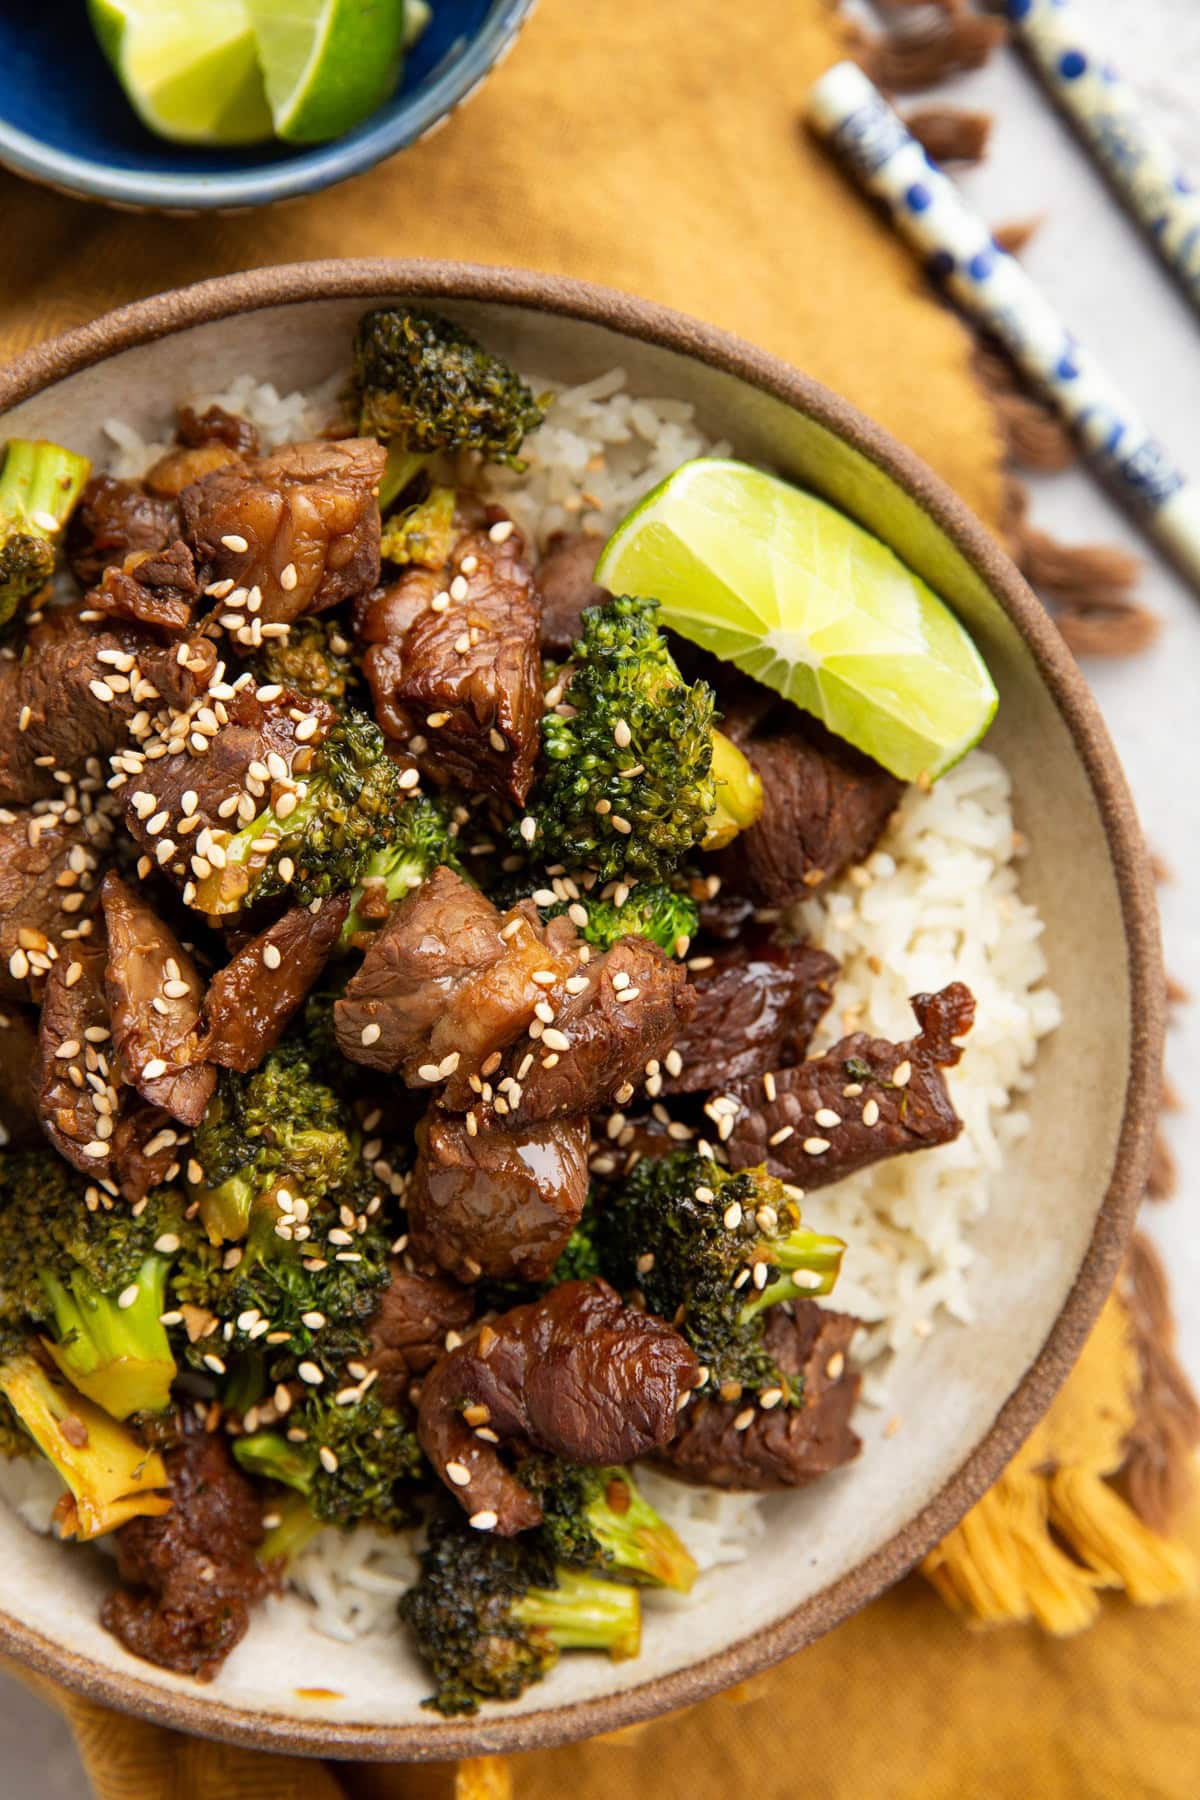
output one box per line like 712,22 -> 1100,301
0,0 -> 536,213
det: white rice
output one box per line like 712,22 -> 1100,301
0,365 -> 1059,1644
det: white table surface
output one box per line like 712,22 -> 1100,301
2,12 -> 1198,1792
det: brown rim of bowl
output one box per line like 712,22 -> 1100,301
0,261 -> 1163,1762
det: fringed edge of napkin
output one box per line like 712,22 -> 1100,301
922,1235 -> 1200,1633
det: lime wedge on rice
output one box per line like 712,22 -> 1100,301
595,459 -> 998,783
88,0 -> 274,146
246,0 -> 407,144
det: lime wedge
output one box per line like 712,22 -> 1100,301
595,459 -> 998,782
246,0 -> 407,145
88,0 -> 273,146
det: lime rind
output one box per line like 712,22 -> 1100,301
596,458 -> 998,782
247,0 -> 407,145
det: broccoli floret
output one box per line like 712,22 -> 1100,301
523,595 -> 720,882
234,1390 -> 423,1530
514,877 -> 699,958
523,1458 -> 697,1592
258,1490 -> 325,1567
193,708 -> 407,915
250,615 -> 356,706
340,795 -> 462,946
379,484 -> 459,569
0,439 -> 91,627
597,1152 -> 845,1395
189,1041 -> 355,1242
400,1514 -> 641,1716
704,725 -> 764,850
0,1338 -> 171,1538
353,308 -> 546,508
179,1047 -> 391,1379
548,1212 -> 603,1285
0,1154 -> 188,1418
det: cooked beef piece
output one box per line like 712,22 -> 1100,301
0,1004 -> 42,1148
202,894 -> 349,1073
418,1280 -> 700,1531
0,608 -> 215,804
66,475 -> 180,590
364,1263 -> 477,1407
176,403 -> 260,458
663,932 -> 839,1093
180,438 -> 385,625
714,705 -> 903,903
660,1304 -> 862,1490
359,516 -> 542,805
87,540 -> 201,634
696,886 -> 757,942
100,871 -> 214,1127
0,806 -> 110,1001
334,868 -> 579,1096
102,1418 -> 271,1681
34,933 -> 114,1173
724,982 -> 976,1187
145,443 -> 241,500
535,529 -> 607,657
34,928 -> 182,1197
121,684 -> 335,893
408,1109 -> 591,1284
502,936 -> 696,1123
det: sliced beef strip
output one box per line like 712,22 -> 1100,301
66,475 -> 180,590
663,931 -> 839,1094
659,1304 -> 862,1490
101,1418 -> 271,1681
364,1263 -> 477,1408
87,540 -> 201,634
503,935 -> 697,1123
0,607 -> 215,805
180,437 -> 385,626
176,404 -> 260,458
100,871 -> 215,1127
0,1003 -> 43,1149
0,805 -> 110,1002
535,529 -> 608,657
202,893 -> 349,1073
723,982 -> 976,1187
334,869 -> 580,1098
408,1109 -> 591,1284
417,1280 -> 700,1532
335,865 -> 506,1076
712,703 -> 903,903
121,684 -> 335,896
359,516 -> 542,805
145,444 -> 241,500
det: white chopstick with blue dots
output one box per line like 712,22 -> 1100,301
1006,0 -> 1200,313
806,60 -> 1200,592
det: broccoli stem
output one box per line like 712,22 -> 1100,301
513,1567 -> 642,1661
0,439 -> 91,625
259,1491 -> 325,1566
379,446 -> 429,511
738,1228 -> 846,1324
191,799 -> 298,915
702,728 -> 764,850
38,1255 -> 176,1419
234,1430 -> 316,1495
194,1168 -> 257,1244
341,846 -> 429,945
583,1471 -> 698,1592
0,1349 -> 171,1539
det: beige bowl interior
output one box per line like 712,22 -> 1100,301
0,285 -> 1156,1758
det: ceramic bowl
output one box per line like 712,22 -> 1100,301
0,3 -> 535,213
0,261 -> 1161,1760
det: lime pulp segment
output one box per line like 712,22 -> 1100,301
594,459 -> 998,783
246,0 -> 407,144
88,0 -> 273,145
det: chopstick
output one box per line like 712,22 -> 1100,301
1004,0 -> 1200,316
806,61 -> 1200,594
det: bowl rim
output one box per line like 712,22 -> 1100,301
0,1 -> 536,214
0,258 -> 1163,1761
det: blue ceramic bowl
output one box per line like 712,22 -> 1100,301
0,0 -> 535,213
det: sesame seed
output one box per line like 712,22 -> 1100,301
815,1108 -> 841,1128
519,815 -> 537,844
541,1028 -> 571,1052
793,1269 -> 824,1291
768,1125 -> 795,1147
298,1362 -> 323,1386
611,815 -> 632,835
470,1509 -> 499,1530
280,563 -> 299,591
803,1137 -> 831,1156
762,1071 -> 777,1103
430,592 -> 450,613
759,1387 -> 784,1410
723,1202 -> 743,1230
445,1461 -> 471,1487
142,1057 -> 168,1080
154,1233 -> 181,1254
826,1352 -> 845,1380
893,1060 -> 912,1088
450,575 -> 469,602
54,1039 -> 80,1060
613,719 -> 632,748
613,987 -> 640,1004
488,520 -> 514,543
862,1099 -> 880,1126
488,727 -> 506,753
294,715 -> 319,743
17,705 -> 30,732
203,1353 -> 227,1375
88,680 -> 115,703
360,1023 -> 382,1047
531,969 -> 557,987
154,840 -> 176,865
159,1310 -> 184,1327
318,1446 -> 339,1475
117,1284 -> 140,1310
733,1407 -> 756,1431
220,533 -> 249,553
163,978 -> 191,999
398,766 -> 420,791
426,710 -> 450,727
438,1052 -> 460,1076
